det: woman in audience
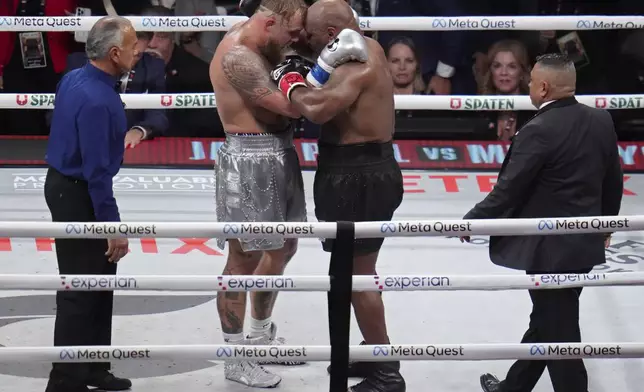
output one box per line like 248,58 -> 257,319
387,36 -> 426,95
476,40 -> 531,140
386,36 -> 425,118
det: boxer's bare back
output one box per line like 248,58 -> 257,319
209,21 -> 302,134
320,37 -> 395,144
288,31 -> 395,144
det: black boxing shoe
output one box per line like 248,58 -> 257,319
86,370 -> 132,391
45,367 -> 91,392
348,362 -> 406,392
45,378 -> 90,392
480,373 -> 502,392
327,341 -> 372,378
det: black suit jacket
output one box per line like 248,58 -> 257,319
463,97 -> 624,272
165,45 -> 223,137
66,52 -> 169,139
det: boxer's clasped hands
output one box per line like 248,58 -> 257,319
270,56 -> 313,101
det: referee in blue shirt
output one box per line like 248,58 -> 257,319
44,16 -> 136,392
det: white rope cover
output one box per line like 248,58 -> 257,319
0,216 -> 636,239
2,93 -> 643,111
0,343 -> 639,362
0,15 -> 643,32
3,272 -> 642,291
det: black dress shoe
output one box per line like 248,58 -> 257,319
86,371 -> 132,391
349,362 -> 406,392
480,373 -> 502,392
327,341 -> 372,378
45,378 -> 90,392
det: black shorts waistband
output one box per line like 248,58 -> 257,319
317,140 -> 396,168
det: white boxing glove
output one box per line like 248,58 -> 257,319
306,28 -> 368,88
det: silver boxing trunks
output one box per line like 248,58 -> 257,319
215,132 -> 307,252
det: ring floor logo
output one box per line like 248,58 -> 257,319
373,346 -> 389,356
381,223 -> 396,233
538,220 -> 554,231
0,294 -> 216,379
223,224 -> 239,234
530,345 -> 546,356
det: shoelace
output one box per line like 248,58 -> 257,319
240,361 -> 272,379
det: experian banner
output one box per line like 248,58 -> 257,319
2,137 -> 644,171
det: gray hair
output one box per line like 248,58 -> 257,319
85,16 -> 132,61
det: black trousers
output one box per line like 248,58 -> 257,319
500,269 -> 591,392
44,167 -> 117,383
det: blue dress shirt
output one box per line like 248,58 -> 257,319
46,63 -> 127,222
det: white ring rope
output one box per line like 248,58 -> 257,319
0,15 -> 643,32
0,343 -> 639,362
2,272 -> 642,291
2,93 -> 642,111
0,12 -> 642,370
0,216 -> 635,239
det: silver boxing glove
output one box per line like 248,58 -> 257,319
306,28 -> 368,88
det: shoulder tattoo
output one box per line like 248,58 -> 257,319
221,47 -> 276,102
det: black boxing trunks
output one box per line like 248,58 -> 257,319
314,140 -> 403,255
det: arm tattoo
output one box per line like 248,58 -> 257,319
221,47 -> 277,102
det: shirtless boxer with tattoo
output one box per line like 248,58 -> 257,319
209,0 -> 307,387
270,0 -> 406,391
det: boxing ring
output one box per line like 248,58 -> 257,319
1,13 -> 644,392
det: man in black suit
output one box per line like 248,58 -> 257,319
142,5 -> 224,137
461,54 -> 624,392
66,31 -> 169,146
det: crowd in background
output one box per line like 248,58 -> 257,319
0,0 -> 643,143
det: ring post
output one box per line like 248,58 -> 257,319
327,221 -> 355,392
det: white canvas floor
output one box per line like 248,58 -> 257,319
0,168 -> 643,392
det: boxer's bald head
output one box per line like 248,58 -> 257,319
305,0 -> 360,55
529,53 -> 576,108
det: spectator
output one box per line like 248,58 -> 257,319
0,0 -> 77,135
66,31 -> 169,146
174,0 -> 225,64
376,0 -> 476,95
386,36 -> 425,95
142,5 -> 223,137
476,39 -> 531,141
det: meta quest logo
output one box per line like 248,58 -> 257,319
0,295 -> 216,379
